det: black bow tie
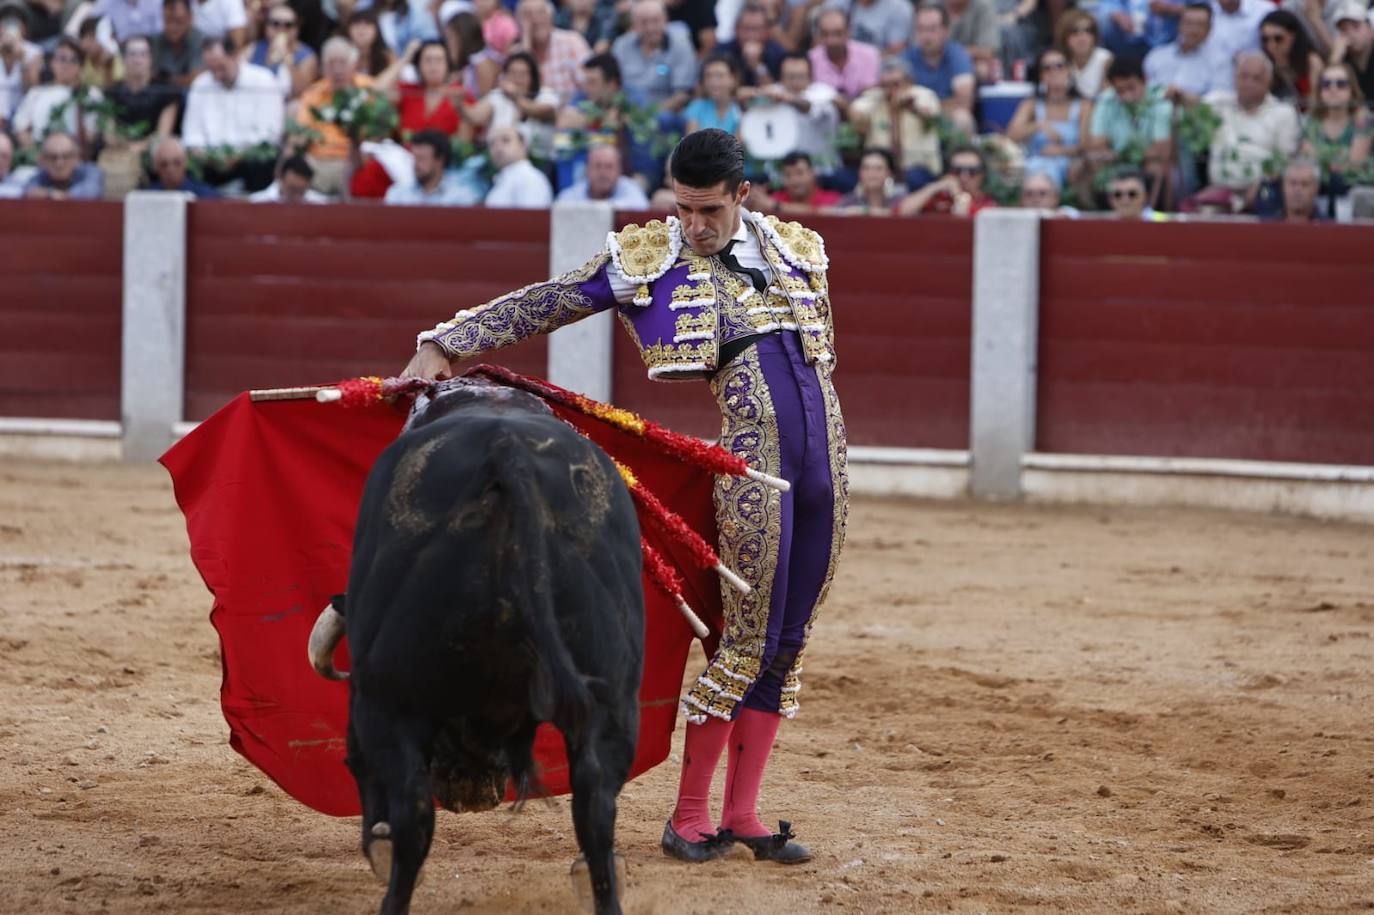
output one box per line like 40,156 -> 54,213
717,239 -> 769,295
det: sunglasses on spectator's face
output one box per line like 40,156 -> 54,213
1041,60 -> 1067,71
952,164 -> 983,176
269,17 -> 296,27
1320,77 -> 1350,89
1261,31 -> 1287,44
1110,187 -> 1142,200
1069,25 -> 1094,36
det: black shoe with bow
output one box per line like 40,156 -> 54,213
723,821 -> 812,864
660,819 -> 733,863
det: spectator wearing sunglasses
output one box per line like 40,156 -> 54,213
1055,10 -> 1113,99
1105,168 -> 1158,219
898,143 -> 998,216
242,3 -> 316,98
1258,9 -> 1321,105
1299,61 -> 1370,197
12,37 -> 100,153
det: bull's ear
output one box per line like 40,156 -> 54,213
329,593 -> 347,616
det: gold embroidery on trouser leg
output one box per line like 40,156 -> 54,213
681,347 -> 784,723
778,361 -> 849,719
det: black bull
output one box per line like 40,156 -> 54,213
312,382 -> 644,915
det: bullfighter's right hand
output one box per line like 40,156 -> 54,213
401,341 -> 453,381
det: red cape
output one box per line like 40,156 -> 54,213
160,373 -> 723,817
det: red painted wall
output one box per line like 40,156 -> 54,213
610,211 -> 973,447
0,200 -> 123,421
183,204 -> 551,421
1038,220 -> 1374,465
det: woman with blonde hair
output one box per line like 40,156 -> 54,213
1054,9 -> 1112,99
1300,61 -> 1371,195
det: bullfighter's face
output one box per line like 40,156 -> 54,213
672,179 -> 749,257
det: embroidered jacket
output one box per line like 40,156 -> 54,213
419,211 -> 834,381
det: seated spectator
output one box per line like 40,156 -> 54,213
249,153 -> 328,201
849,55 -> 942,190
555,142 -> 651,206
1096,0 -> 1179,58
746,53 -> 841,175
906,2 -> 975,136
473,0 -> 519,58
557,51 -> 643,131
384,127 -> 477,204
151,0 -> 207,88
89,0 -> 161,44
12,37 -> 100,152
752,150 -> 842,212
1056,10 -> 1112,100
1007,46 -> 1090,192
824,0 -> 912,57
1269,157 -> 1323,221
1144,2 -> 1228,106
1105,167 -> 1158,218
183,36 -> 282,192
555,0 -> 618,55
444,11 -> 500,100
191,0 -> 248,46
1333,2 -> 1374,100
668,0 -> 716,54
1300,62 -> 1371,196
1018,170 -> 1079,216
20,0 -> 74,47
611,0 -> 697,114
484,123 -> 553,207
462,50 -> 559,159
0,2 -> 43,133
23,130 -> 103,197
808,9 -> 879,105
77,16 -> 122,87
345,9 -> 394,78
998,0 -> 1056,77
946,0 -> 1000,83
508,0 -> 588,105
830,146 -> 901,214
1261,11 -> 1323,106
684,53 -> 742,134
0,130 -> 24,196
296,36 -> 374,195
241,1 -> 316,98
1085,55 -> 1172,177
1195,51 -> 1300,209
898,142 -> 997,215
1209,0 -> 1264,72
107,35 -> 178,140
714,3 -> 787,88
149,134 -> 220,195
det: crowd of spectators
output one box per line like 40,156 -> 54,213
0,0 -> 1371,221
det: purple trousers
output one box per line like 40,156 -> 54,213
682,332 -> 849,723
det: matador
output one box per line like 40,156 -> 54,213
402,129 -> 848,865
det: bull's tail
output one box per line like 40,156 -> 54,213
492,434 -> 596,797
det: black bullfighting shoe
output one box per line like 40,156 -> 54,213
727,821 -> 812,864
660,820 -> 734,863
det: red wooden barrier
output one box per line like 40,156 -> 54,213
183,204 -> 551,421
610,211 -> 974,447
1038,220 -> 1374,465
0,200 -> 123,421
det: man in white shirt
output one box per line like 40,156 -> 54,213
0,130 -> 27,197
750,52 -> 841,174
385,129 -> 481,206
485,125 -> 553,208
183,36 -> 283,191
191,0 -> 246,46
1145,3 -> 1229,104
0,4 -> 42,131
249,155 -> 331,202
1200,51 -> 1300,203
555,143 -> 650,207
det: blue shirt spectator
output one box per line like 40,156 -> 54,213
1097,0 -> 1179,57
611,0 -> 698,111
24,132 -> 104,199
905,35 -> 973,99
555,143 -> 651,207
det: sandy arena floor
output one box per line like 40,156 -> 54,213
1,460 -> 1371,914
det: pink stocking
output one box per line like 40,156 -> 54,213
669,715 -> 734,842
719,707 -> 781,839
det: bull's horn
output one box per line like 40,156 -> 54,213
307,605 -> 350,680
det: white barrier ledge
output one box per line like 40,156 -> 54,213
0,419 -> 122,461
1023,452 -> 1374,483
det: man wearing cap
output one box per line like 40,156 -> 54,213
402,128 -> 847,867
1331,0 -> 1374,99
